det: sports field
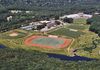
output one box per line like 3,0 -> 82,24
67,24 -> 88,30
25,36 -> 72,49
48,28 -> 85,38
73,18 -> 87,24
0,30 -> 27,39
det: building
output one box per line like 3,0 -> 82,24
25,11 -> 32,13
46,19 -> 56,28
60,13 -> 92,19
7,16 -> 13,22
10,10 -> 22,14
20,25 -> 33,30
94,12 -> 100,15
39,20 -> 50,23
20,22 -> 45,30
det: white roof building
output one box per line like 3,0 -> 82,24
26,11 -> 32,13
7,16 -> 13,22
60,13 -> 92,19
10,10 -> 22,14
40,20 -> 50,23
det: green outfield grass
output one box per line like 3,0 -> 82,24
74,18 -> 87,24
48,28 -> 85,38
0,30 -> 28,39
67,24 -> 89,30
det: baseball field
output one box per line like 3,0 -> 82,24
25,36 -> 72,49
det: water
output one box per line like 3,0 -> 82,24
0,45 -> 6,48
0,44 -> 96,61
47,53 -> 95,61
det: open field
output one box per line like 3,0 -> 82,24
48,28 -> 85,38
67,24 -> 89,30
73,18 -> 87,24
0,30 -> 28,39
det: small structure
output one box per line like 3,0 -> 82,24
47,19 -> 56,28
40,27 -> 49,32
20,22 -> 45,30
20,25 -> 33,30
7,16 -> 13,22
25,11 -> 32,13
40,20 -> 50,23
94,12 -> 100,15
10,10 -> 22,14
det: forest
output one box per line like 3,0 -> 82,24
0,0 -> 100,14
0,48 -> 100,70
0,0 -> 100,32
87,15 -> 100,36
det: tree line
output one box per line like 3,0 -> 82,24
87,15 -> 100,36
0,48 -> 100,70
0,0 -> 100,32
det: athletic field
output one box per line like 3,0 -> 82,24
0,30 -> 27,39
25,36 -> 72,49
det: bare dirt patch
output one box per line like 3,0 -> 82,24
9,32 -> 18,37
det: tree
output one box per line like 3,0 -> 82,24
63,17 -> 73,23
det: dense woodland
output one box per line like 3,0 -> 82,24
0,0 -> 100,14
87,15 -> 100,36
0,0 -> 100,32
0,48 -> 100,70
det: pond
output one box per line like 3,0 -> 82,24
0,45 -> 6,48
0,44 -> 96,61
47,53 -> 96,61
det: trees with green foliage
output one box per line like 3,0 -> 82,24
63,17 -> 73,23
88,15 -> 100,36
0,0 -> 100,32
0,48 -> 100,70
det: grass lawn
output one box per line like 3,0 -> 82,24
67,24 -> 89,30
48,28 -> 85,38
0,29 -> 28,39
73,18 -> 87,24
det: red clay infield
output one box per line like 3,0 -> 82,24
24,36 -> 72,49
